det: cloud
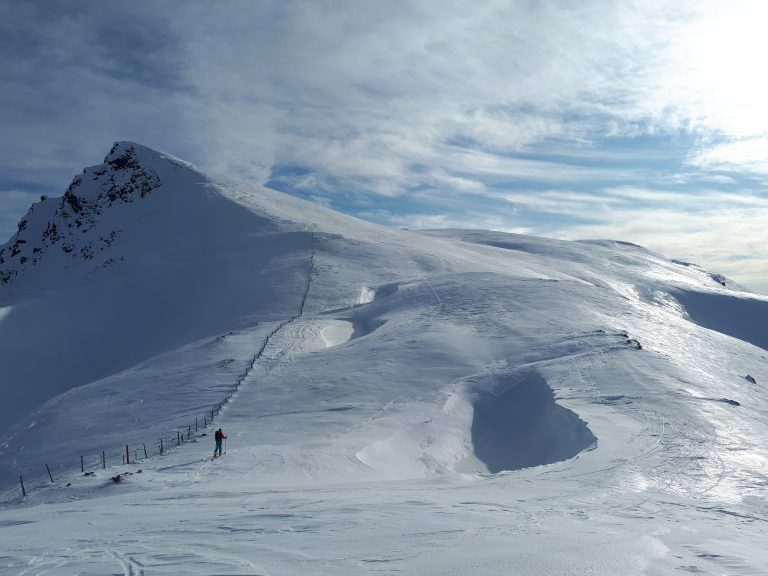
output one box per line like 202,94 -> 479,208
75,1 -> 679,187
0,0 -> 743,190
0,2 -> 203,188
663,1 -> 768,136
498,190 -> 615,215
689,138 -> 768,174
362,210 -> 534,235
554,203 -> 768,294
601,186 -> 768,208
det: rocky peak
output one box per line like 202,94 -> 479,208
0,142 -> 165,285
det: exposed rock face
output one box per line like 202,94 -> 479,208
0,142 -> 161,283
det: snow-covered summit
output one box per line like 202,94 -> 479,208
0,142 -> 324,431
1,142 -> 178,285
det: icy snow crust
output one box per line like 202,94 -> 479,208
1,143 -> 768,573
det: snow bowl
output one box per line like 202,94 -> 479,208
471,371 -> 596,473
309,320 -> 354,351
672,288 -> 768,351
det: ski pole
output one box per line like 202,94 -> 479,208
224,438 -> 227,454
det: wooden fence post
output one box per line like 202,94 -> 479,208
188,425 -> 191,439
177,431 -> 181,446
102,451 -> 106,469
160,438 -> 164,455
19,475 -> 26,497
204,416 -> 207,427
80,455 -> 84,473
195,418 -> 198,432
125,445 -> 130,465
46,464 -> 54,482
143,444 -> 148,459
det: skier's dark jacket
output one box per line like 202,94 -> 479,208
215,430 -> 225,441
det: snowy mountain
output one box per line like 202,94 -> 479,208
1,143 -> 768,574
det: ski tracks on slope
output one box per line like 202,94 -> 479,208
541,334 -> 671,513
549,335 -> 732,520
14,548 -> 144,576
107,549 -> 144,576
221,232 -> 317,410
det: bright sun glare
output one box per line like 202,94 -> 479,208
679,2 -> 768,136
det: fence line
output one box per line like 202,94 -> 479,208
6,401 -> 227,500
7,233 -> 317,500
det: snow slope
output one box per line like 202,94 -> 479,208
1,143 -> 768,574
0,143 -> 317,433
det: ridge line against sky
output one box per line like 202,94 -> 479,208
2,0 -> 768,292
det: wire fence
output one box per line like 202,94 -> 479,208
7,232 -> 317,501
10,402 -> 227,499
8,315 -> 296,500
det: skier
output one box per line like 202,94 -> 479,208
213,428 -> 227,458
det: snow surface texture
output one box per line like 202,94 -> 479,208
1,142 -> 768,574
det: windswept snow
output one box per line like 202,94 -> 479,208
2,142 -> 768,574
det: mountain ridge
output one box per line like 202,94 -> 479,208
0,142 -> 172,285
0,142 -> 757,446
0,142 -> 323,430
2,143 -> 768,573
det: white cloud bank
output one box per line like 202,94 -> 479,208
0,1 -> 712,190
